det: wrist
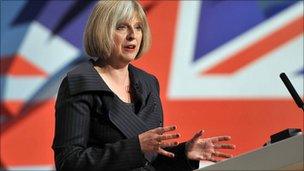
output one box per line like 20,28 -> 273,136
185,141 -> 192,158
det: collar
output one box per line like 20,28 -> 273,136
67,58 -> 144,97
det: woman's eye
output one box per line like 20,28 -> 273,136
135,25 -> 142,30
117,25 -> 127,30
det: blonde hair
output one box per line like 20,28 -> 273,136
83,0 -> 151,61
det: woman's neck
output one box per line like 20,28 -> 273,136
94,60 -> 132,103
97,64 -> 128,82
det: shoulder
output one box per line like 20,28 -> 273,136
55,61 -> 97,108
67,61 -> 94,77
129,65 -> 155,80
129,64 -> 160,93
59,60 -> 110,96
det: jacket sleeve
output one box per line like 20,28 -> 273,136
150,76 -> 199,170
52,78 -> 146,170
152,143 -> 199,171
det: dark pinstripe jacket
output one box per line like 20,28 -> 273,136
52,60 -> 199,171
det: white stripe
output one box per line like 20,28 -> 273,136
168,0 -> 202,95
18,21 -> 80,75
168,1 -> 303,99
192,1 -> 304,73
7,165 -> 54,170
1,76 -> 46,101
170,35 -> 303,99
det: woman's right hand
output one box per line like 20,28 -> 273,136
138,125 -> 180,158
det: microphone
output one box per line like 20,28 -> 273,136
263,73 -> 303,146
280,72 -> 304,110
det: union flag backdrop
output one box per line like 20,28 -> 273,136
1,0 -> 303,170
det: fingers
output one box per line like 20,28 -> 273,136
154,140 -> 178,157
160,141 -> 179,148
140,126 -> 180,155
207,157 -> 220,162
211,136 -> 231,143
202,155 -> 219,162
213,151 -> 233,158
158,133 -> 180,141
214,144 -> 236,149
197,151 -> 233,162
192,130 -> 204,141
153,141 -> 161,150
157,148 -> 175,158
153,126 -> 179,142
217,136 -> 231,141
154,125 -> 176,134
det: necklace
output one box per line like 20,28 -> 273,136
94,65 -> 131,101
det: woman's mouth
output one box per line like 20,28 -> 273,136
123,45 -> 136,52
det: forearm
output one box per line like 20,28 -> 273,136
54,137 -> 146,170
152,142 -> 199,171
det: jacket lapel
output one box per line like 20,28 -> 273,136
68,60 -> 111,95
108,96 -> 150,139
130,70 -> 146,113
137,93 -> 162,129
67,60 -> 160,139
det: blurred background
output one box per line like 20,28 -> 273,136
1,0 -> 303,170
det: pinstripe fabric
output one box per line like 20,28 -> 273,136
52,60 -> 199,170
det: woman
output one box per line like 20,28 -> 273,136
52,1 -> 235,170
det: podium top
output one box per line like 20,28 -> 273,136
197,134 -> 303,170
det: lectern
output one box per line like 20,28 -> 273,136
196,134 -> 303,170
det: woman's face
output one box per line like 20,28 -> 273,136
112,14 -> 143,65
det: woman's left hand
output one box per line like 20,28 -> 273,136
186,130 -> 236,162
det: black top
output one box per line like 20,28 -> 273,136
52,59 -> 199,170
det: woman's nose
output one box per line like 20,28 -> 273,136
126,28 -> 135,41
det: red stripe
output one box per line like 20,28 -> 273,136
0,54 -> 47,76
164,99 -> 304,155
203,16 -> 304,74
0,101 -> 24,117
